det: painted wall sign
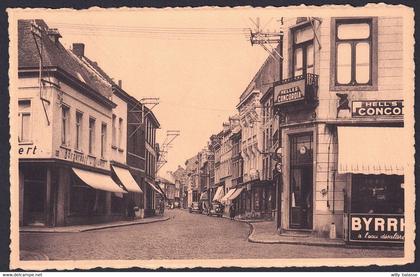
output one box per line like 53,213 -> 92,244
352,100 -> 403,118
274,79 -> 306,105
349,213 -> 404,243
56,147 -> 107,169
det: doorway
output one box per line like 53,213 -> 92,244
22,166 -> 46,226
289,133 -> 313,229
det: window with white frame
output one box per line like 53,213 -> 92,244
292,24 -> 314,77
75,111 -> 83,150
88,117 -> 95,154
61,105 -> 70,146
101,123 -> 107,158
18,99 -> 31,143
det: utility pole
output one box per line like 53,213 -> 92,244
249,17 -> 284,63
156,130 -> 180,174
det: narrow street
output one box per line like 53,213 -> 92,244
20,209 -> 403,260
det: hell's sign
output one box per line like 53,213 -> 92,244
274,79 -> 306,105
349,213 -> 404,243
352,100 -> 403,118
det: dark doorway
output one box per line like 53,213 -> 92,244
289,133 -> 313,229
23,167 -> 46,226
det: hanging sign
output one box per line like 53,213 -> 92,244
349,213 -> 404,243
274,79 -> 306,105
352,100 -> 403,118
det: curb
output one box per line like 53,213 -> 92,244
20,216 -> 171,233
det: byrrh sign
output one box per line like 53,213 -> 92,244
349,214 -> 404,243
352,100 -> 403,118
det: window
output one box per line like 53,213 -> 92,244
18,100 -> 31,143
61,105 -> 70,146
118,118 -> 123,148
75,111 -> 83,150
331,18 -> 377,90
101,123 -> 107,158
112,114 -> 117,147
292,24 -> 314,77
89,118 -> 95,154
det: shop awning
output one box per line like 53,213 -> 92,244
112,165 -> 143,193
228,187 -> 244,201
220,188 -> 236,203
147,181 -> 165,197
212,186 -> 224,202
72,168 -> 127,193
338,127 -> 406,175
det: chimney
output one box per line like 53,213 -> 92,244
118,80 -> 122,88
72,43 -> 85,57
46,28 -> 62,44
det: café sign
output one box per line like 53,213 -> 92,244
352,100 -> 403,118
349,213 -> 404,243
274,79 -> 306,105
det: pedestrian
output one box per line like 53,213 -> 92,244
229,204 -> 236,220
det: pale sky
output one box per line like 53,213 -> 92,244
14,8 -> 285,173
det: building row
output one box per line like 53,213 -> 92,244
17,19 -> 164,227
184,16 -> 407,244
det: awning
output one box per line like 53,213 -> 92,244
212,186 -> 225,202
200,191 -> 208,201
72,168 -> 126,193
220,188 -> 236,203
338,127 -> 405,175
228,187 -> 244,201
112,165 -> 143,193
147,181 -> 165,197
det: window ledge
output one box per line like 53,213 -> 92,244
100,157 -> 108,162
87,154 -> 96,159
60,144 -> 71,150
18,141 -> 33,146
74,149 -> 84,154
330,84 -> 378,92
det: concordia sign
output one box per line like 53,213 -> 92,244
274,79 -> 306,105
352,100 -> 403,118
349,213 -> 404,243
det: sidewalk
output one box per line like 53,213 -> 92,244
20,215 -> 171,233
248,221 -> 346,247
20,250 -> 49,260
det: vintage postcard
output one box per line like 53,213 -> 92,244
8,4 -> 415,270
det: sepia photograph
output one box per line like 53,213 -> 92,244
7,4 -> 415,270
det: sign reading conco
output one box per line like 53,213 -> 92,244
349,213 -> 404,243
274,79 -> 306,105
352,100 -> 403,118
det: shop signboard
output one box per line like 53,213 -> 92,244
349,213 -> 404,243
274,79 -> 306,105
55,147 -> 108,169
352,100 -> 403,118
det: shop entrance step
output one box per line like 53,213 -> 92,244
279,228 -> 314,237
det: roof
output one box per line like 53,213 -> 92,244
18,20 -> 114,105
157,171 -> 176,184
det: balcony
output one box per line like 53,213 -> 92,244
273,73 -> 319,109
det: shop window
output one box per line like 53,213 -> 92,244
111,193 -> 125,214
61,105 -> 70,146
70,175 -> 105,215
75,111 -> 83,151
88,117 -> 95,155
331,18 -> 378,90
351,175 -> 404,214
18,100 -> 31,143
292,24 -> 314,77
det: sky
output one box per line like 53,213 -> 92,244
13,7 -> 285,173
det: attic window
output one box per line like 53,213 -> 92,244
76,72 -> 86,83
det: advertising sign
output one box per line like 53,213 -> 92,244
352,100 -> 403,118
55,147 -> 108,169
349,213 -> 404,243
274,79 -> 306,105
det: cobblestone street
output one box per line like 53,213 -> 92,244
20,209 -> 403,260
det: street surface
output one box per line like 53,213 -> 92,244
20,209 -> 403,260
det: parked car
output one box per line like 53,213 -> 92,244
189,202 -> 202,213
208,202 -> 224,217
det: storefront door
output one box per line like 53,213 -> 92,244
289,133 -> 313,229
22,167 -> 46,226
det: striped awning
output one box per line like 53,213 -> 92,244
338,127 -> 405,175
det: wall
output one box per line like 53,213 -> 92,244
110,92 -> 127,164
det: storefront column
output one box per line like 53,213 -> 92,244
56,167 -> 67,226
45,167 -> 52,227
105,192 -> 112,215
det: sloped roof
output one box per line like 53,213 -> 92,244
18,19 -> 113,101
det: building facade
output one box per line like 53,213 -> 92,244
272,16 -> 405,243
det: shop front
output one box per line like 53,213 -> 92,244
338,126 -> 405,244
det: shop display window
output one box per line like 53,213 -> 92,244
351,174 -> 404,214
